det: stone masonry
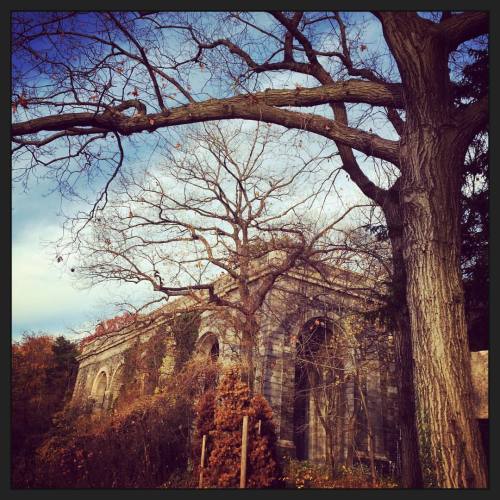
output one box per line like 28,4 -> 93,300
70,255 -> 488,470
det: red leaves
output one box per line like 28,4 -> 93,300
19,96 -> 29,108
80,311 -> 138,347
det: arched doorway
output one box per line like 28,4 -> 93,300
293,317 -> 347,466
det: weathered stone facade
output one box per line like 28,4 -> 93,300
71,260 -> 488,471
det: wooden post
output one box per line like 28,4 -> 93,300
240,415 -> 249,488
198,434 -> 207,488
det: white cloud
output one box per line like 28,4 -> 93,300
12,221 -> 154,338
13,224 -> 90,321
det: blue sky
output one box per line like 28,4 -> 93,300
12,179 -> 151,340
11,12 -> 404,342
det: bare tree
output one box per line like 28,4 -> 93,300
11,12 -> 488,487
59,121 -> 363,390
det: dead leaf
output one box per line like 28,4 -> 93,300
18,95 -> 28,109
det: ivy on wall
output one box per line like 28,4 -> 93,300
115,311 -> 201,406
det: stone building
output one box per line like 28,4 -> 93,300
70,256 -> 487,472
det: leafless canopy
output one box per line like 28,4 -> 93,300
12,12 -> 487,211
59,121 -> 369,314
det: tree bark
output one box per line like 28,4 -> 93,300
240,316 -> 258,393
399,132 -> 487,487
377,13 -> 488,487
383,200 -> 424,488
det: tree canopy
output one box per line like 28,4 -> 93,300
11,11 -> 489,488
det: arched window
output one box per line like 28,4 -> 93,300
196,333 -> 220,390
92,370 -> 108,409
293,318 -> 346,463
209,339 -> 220,362
197,332 -> 220,362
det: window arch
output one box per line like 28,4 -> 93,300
92,370 -> 108,409
293,317 -> 346,462
197,332 -> 220,362
209,340 -> 220,362
196,332 -> 220,390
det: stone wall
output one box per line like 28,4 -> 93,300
70,264 -> 488,471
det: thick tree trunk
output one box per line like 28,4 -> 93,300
240,316 -> 258,393
383,201 -> 423,488
376,13 -> 488,487
400,132 -> 487,487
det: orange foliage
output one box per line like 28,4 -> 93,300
35,394 -> 191,488
12,334 -> 78,487
201,367 -> 282,488
192,389 -> 216,467
33,357 -> 217,488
